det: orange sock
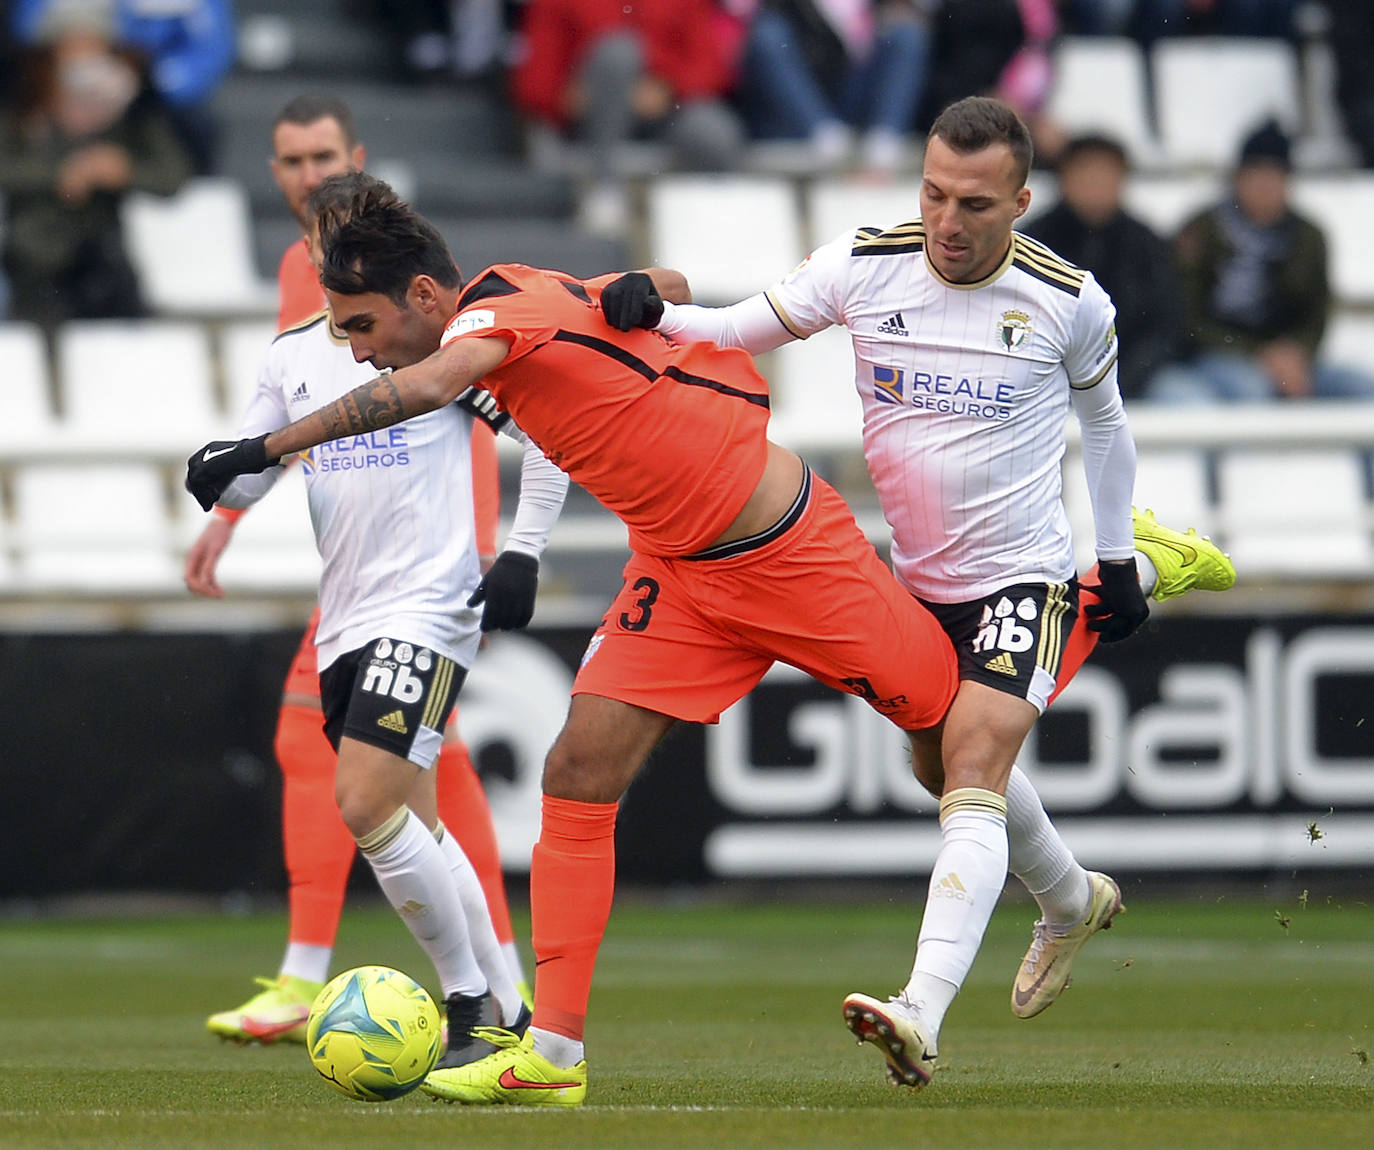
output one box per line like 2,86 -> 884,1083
435,734 -> 515,946
277,702 -> 354,948
1049,566 -> 1102,707
529,795 -> 619,1040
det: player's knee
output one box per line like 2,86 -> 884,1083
542,739 -> 621,804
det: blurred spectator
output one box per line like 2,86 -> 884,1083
510,0 -> 745,235
1024,133 -> 1182,400
921,0 -> 1066,164
1326,0 -> 1374,168
11,0 -> 235,174
1147,119 -> 1374,402
734,1 -> 937,177
1061,0 -> 1296,41
368,0 -> 514,84
0,4 -> 192,328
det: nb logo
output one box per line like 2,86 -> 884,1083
972,596 -> 1037,655
362,662 -> 426,704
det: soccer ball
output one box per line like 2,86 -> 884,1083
306,965 -> 443,1101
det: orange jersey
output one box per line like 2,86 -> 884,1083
442,264 -> 771,557
277,240 -> 325,331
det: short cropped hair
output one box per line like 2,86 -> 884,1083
320,180 -> 462,305
273,93 -> 357,148
928,96 -> 1034,188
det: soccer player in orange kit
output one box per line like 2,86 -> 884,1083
186,177 -> 962,1103
185,98 -> 526,1044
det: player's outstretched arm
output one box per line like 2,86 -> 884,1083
185,335 -> 513,510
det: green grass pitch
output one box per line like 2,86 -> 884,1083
1,889 -> 1371,1149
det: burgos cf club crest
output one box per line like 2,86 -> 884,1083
998,309 -> 1032,353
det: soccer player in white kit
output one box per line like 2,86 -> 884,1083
600,96 -> 1235,1089
198,175 -> 570,1070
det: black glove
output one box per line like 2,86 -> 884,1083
600,272 -> 664,332
466,551 -> 539,632
185,434 -> 275,512
1083,557 -> 1149,643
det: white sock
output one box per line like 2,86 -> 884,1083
280,943 -> 331,986
1005,766 -> 1091,929
356,808 -> 486,999
530,1025 -> 584,1068
905,789 -> 1009,1041
1134,550 -> 1158,598
502,941 -> 528,991
434,822 -> 523,1024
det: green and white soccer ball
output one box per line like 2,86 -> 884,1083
306,965 -> 443,1101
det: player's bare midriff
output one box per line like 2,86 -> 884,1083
704,441 -> 804,549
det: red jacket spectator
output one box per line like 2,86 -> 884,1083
512,0 -> 737,129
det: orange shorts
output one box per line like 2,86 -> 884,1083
572,471 -> 957,730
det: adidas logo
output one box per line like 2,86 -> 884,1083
377,709 -> 408,733
933,873 -> 971,902
290,380 -> 310,403
984,652 -> 1018,677
876,311 -> 909,336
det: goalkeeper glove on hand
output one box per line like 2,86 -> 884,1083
600,272 -> 664,332
466,550 -> 540,631
1083,557 -> 1149,643
185,434 -> 275,512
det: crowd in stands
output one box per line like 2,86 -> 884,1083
2,0 -> 1374,403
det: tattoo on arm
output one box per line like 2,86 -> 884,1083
322,374 -> 407,437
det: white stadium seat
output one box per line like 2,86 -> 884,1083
11,461 -> 178,592
1133,448 -> 1215,536
1290,175 -> 1374,306
1047,37 -> 1158,167
1320,311 -> 1374,374
1153,38 -> 1301,170
762,325 -> 863,454
1216,447 -> 1373,577
647,176 -> 803,303
122,177 -> 278,317
1122,174 -> 1223,238
0,322 -> 58,456
807,178 -> 921,251
55,320 -> 227,453
219,318 -> 281,420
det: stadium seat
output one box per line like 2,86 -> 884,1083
647,176 -> 803,303
122,178 -> 278,317
1216,447 -> 1373,576
1290,175 -> 1374,305
1133,448 -> 1215,536
219,319 -> 281,419
55,320 -> 227,454
1121,173 -> 1223,238
762,325 -> 863,454
1047,37 -> 1158,168
1319,310 -> 1374,373
807,179 -> 922,250
188,463 -> 322,593
11,461 -> 179,592
0,322 -> 58,457
1152,38 -> 1302,170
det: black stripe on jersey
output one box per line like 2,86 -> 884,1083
550,330 -> 770,409
662,365 -> 769,409
851,220 -> 925,257
459,269 -> 522,307
560,280 -> 592,304
1012,256 -> 1084,296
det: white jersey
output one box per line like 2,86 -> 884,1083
764,221 -> 1122,602
219,312 -> 485,672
